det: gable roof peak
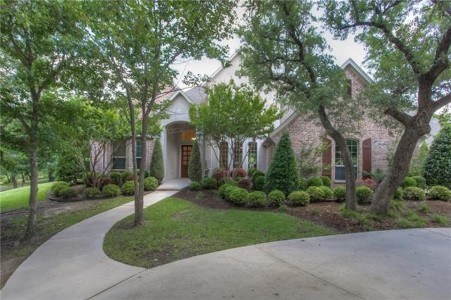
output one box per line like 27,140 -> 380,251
341,58 -> 373,84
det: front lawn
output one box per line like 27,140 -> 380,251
104,197 -> 335,268
0,182 -> 54,211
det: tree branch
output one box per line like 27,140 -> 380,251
432,93 -> 451,111
426,27 -> 451,80
384,106 -> 412,125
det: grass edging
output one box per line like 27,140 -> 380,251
103,197 -> 335,268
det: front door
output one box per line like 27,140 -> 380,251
180,145 -> 192,178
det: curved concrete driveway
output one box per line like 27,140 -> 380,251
2,183 -> 450,299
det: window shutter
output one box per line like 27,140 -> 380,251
362,138 -> 372,178
322,139 -> 332,177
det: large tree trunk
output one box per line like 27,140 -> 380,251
11,172 -> 18,189
318,106 -> 357,210
370,119 -> 430,213
135,114 -> 149,226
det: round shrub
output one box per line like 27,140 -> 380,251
109,172 -> 123,186
394,187 -> 404,201
51,182 -> 70,197
298,178 -> 307,191
201,177 -> 217,190
412,176 -> 426,189
238,178 -> 252,190
268,190 -> 285,207
428,186 -> 451,201
333,186 -> 346,202
401,177 -> 417,188
356,186 -> 373,204
189,181 -> 202,191
84,187 -> 101,199
248,168 -> 257,177
320,176 -> 331,187
403,187 -> 425,201
212,167 -> 227,180
219,181 -> 238,198
121,171 -> 133,184
121,180 -> 135,196
254,176 -> 265,191
288,191 -> 310,206
229,188 -> 249,206
224,185 -> 239,200
218,177 -> 232,187
144,176 -> 159,191
247,191 -> 268,207
103,184 -> 121,197
252,170 -> 265,180
59,187 -> 77,199
307,186 -> 325,202
321,186 -> 334,200
424,124 -> 451,188
232,168 -> 247,178
307,177 -> 323,187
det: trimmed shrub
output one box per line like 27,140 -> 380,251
333,186 -> 346,202
252,170 -> 265,181
320,176 -> 331,187
404,187 -> 425,201
212,167 -> 227,181
321,186 -> 334,200
188,140 -> 202,182
103,184 -> 121,197
307,186 -> 325,202
144,177 -> 159,191
288,191 -> 310,206
98,176 -> 112,190
218,177 -> 232,187
307,177 -> 323,187
264,133 -> 299,195
122,180 -> 135,196
356,186 -> 373,204
201,177 -> 217,190
247,191 -> 268,207
254,176 -> 265,191
121,171 -> 133,184
189,181 -> 202,191
59,187 -> 77,199
394,187 -> 404,201
238,178 -> 252,190
219,181 -> 238,199
109,172 -> 123,186
428,186 -> 451,201
232,168 -> 247,178
298,178 -> 307,191
224,185 -> 239,200
268,190 -> 285,207
424,125 -> 451,188
401,177 -> 417,188
51,182 -> 70,197
55,151 -> 84,183
229,188 -> 249,206
412,176 -> 427,189
149,138 -> 164,183
84,187 -> 101,199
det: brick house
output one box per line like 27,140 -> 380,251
92,53 -> 422,183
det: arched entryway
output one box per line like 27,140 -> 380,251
163,121 -> 196,180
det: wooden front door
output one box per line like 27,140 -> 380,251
181,145 -> 192,178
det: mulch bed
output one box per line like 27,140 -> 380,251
173,189 -> 451,234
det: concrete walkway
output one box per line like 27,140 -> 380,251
1,179 -> 190,300
2,179 -> 450,299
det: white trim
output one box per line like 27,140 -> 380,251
341,58 -> 373,84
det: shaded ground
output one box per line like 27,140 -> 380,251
174,189 -> 451,233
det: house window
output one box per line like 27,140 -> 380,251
335,139 -> 358,181
248,141 -> 257,170
233,142 -> 243,168
136,140 -> 142,168
219,141 -> 228,169
112,141 -> 126,170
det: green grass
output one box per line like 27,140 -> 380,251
0,182 -> 54,211
104,197 -> 335,268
